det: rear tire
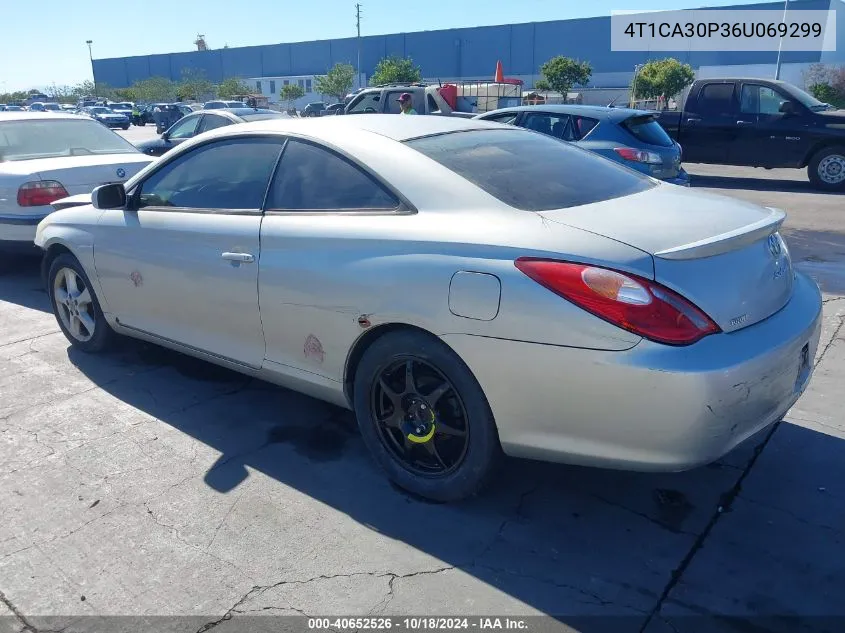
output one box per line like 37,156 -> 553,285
47,254 -> 114,353
353,330 -> 501,502
808,146 -> 845,191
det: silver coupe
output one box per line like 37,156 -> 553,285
36,116 -> 822,501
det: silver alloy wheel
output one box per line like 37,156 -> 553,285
53,267 -> 96,343
818,154 -> 845,185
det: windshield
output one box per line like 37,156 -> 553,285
90,107 -> 112,114
780,83 -> 831,111
0,119 -> 140,162
43,103 -> 61,111
407,129 -> 655,211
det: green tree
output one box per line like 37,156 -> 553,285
218,77 -> 251,99
176,69 -> 214,101
632,58 -> 695,100
280,83 -> 305,109
112,88 -> 138,102
72,80 -> 97,97
538,56 -> 592,96
130,77 -> 177,103
534,80 -> 550,91
369,56 -> 421,86
315,63 -> 355,101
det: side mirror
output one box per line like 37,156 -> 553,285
91,183 -> 126,210
161,131 -> 170,141
778,101 -> 796,115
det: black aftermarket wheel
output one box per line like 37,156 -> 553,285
353,330 -> 501,502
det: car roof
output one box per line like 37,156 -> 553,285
480,104 -> 656,121
0,111 -> 85,122
215,114 -> 495,142
214,107 -> 277,117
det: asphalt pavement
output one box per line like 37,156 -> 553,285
1,139 -> 843,633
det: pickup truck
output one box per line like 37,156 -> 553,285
658,78 -> 845,190
343,84 -> 475,118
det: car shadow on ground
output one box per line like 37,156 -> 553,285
61,335 -> 845,633
0,252 -> 48,313
691,173 -> 845,195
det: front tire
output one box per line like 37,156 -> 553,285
353,330 -> 501,502
47,254 -> 114,353
808,146 -> 845,191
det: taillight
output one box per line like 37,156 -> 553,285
17,180 -> 69,207
614,147 -> 662,164
514,259 -> 720,346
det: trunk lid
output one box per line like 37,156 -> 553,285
538,184 -> 794,333
3,154 -> 152,194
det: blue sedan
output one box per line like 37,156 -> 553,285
475,104 -> 689,186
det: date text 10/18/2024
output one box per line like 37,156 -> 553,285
308,618 -> 530,631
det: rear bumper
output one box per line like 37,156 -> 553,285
441,272 -> 822,471
663,167 -> 690,186
0,212 -> 48,246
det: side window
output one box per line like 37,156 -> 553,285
198,114 -> 233,133
385,92 -> 407,114
571,116 -> 599,140
484,112 -> 519,125
137,138 -> 284,211
267,140 -> 399,211
522,113 -> 574,141
167,115 -> 201,139
427,94 -> 439,113
347,92 -> 382,114
695,83 -> 736,116
741,84 -> 788,115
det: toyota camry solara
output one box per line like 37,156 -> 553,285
35,116 -> 822,502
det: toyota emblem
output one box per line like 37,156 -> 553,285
767,234 -> 782,257
116,168 -> 126,178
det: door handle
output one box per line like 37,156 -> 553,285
221,252 -> 255,263
685,117 -> 701,124
736,120 -> 753,126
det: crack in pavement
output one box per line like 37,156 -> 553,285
471,482 -> 543,566
0,586 -> 39,633
0,330 -> 60,351
637,314 -> 845,633
587,491 -> 697,537
195,569 -> 455,632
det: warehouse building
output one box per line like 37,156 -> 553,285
93,0 -> 844,107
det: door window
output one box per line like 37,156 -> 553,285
346,92 -> 382,114
385,91 -> 413,114
167,115 -> 201,139
696,83 -> 736,116
740,84 -> 790,115
198,114 -> 233,133
483,111 -> 520,125
522,113 -> 574,141
267,139 -> 399,211
136,138 -> 284,211
570,116 -> 599,140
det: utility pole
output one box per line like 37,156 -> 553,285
355,3 -> 362,89
86,40 -> 96,96
774,0 -> 790,79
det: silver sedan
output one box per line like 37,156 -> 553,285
36,116 -> 822,502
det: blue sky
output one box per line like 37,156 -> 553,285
1,0 -> 763,91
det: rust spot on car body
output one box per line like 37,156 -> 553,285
304,334 -> 325,363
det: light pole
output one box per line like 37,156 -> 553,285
86,40 -> 96,96
774,0 -> 790,80
355,3 -> 363,89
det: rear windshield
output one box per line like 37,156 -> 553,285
406,129 -> 654,211
622,116 -> 674,147
0,119 -> 139,162
241,112 -> 289,122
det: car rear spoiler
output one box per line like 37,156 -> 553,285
653,207 -> 786,260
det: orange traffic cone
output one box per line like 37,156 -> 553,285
494,60 -> 504,83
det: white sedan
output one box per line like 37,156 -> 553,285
0,112 -> 153,248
